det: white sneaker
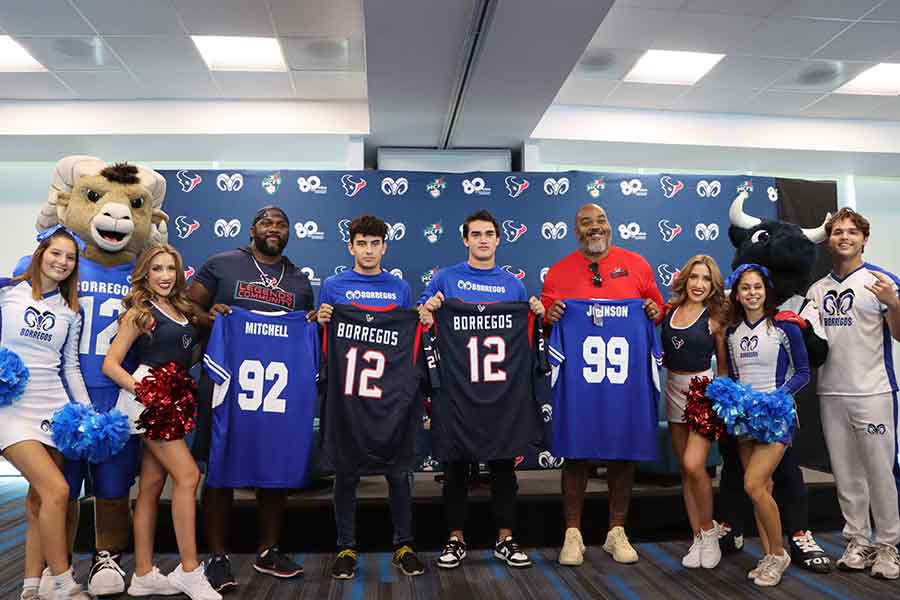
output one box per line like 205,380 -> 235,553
681,535 -> 701,568
837,540 -> 875,571
748,555 -> 772,580
167,564 -> 222,600
559,528 -> 586,566
870,544 -> 900,580
602,526 -> 639,564
38,566 -> 55,598
50,583 -> 92,600
19,587 -> 38,600
128,566 -> 182,596
699,526 -> 722,569
87,551 -> 125,596
754,552 -> 790,587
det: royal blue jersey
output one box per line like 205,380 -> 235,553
203,307 -> 319,488
548,299 -> 661,460
418,261 -> 527,304
319,269 -> 412,308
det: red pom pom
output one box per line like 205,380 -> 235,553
134,361 -> 197,441
682,376 -> 726,441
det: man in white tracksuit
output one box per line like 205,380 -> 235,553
808,207 -> 900,579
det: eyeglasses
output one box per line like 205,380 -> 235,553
588,262 -> 603,288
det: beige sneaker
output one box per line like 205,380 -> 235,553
747,554 -> 771,580
870,544 -> 900,580
754,552 -> 790,587
602,526 -> 639,564
558,528 -> 586,566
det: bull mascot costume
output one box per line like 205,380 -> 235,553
717,183 -> 832,573
16,156 -> 168,595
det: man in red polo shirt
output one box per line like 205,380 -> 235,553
542,202 -> 662,567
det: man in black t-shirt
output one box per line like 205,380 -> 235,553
187,206 -> 313,592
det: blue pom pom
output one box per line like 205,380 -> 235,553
745,388 -> 796,444
80,409 -> 131,464
0,347 -> 29,407
51,403 -> 93,460
708,377 -> 754,436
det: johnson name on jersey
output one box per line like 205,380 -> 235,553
203,307 -> 319,488
548,299 -> 661,461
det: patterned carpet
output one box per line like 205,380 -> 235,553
0,476 -> 897,599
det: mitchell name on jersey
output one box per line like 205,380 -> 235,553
243,321 -> 289,338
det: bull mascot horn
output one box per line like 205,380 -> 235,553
729,190 -> 829,244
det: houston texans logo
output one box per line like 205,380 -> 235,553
514,456 -> 525,468
740,335 -> 759,352
657,264 -> 679,287
658,219 -> 682,242
338,219 -> 351,243
660,175 -> 684,199
504,176 -> 530,198
502,265 -> 526,280
182,335 -> 193,349
365,314 -> 375,323
174,216 -> 200,239
184,266 -> 195,280
671,336 -> 685,350
502,220 -> 527,243
822,289 -> 854,316
477,304 -> 486,313
867,423 -> 887,435
175,170 -> 202,193
23,307 -> 56,331
341,174 -> 367,197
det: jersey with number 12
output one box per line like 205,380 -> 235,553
203,307 -> 319,488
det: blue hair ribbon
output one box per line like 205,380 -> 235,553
36,224 -> 86,253
725,263 -> 771,290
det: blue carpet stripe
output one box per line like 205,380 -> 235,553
638,543 -> 684,572
604,573 -> 642,600
531,550 -> 576,600
379,552 -> 397,583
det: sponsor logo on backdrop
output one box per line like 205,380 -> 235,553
184,266 -> 195,280
338,219 -> 351,243
501,265 -> 526,280
541,221 -> 567,240
505,176 -> 530,198
538,450 -> 564,469
213,218 -> 241,238
294,221 -> 324,240
341,174 -> 367,197
381,176 -> 408,196
660,175 -> 684,199
389,268 -> 403,279
541,403 -> 552,422
297,176 -> 327,194
334,265 -> 349,274
737,180 -> 753,194
216,173 -> 244,192
421,268 -> 437,285
618,222 -> 646,240
657,264 -> 679,287
502,220 -> 527,243
176,170 -> 202,193
695,223 -> 720,241
586,177 -> 606,198
462,177 -> 491,195
174,216 -> 200,239
423,222 -> 443,244
620,179 -> 648,197
386,222 -> 407,241
426,177 -> 446,198
543,177 -> 569,195
420,456 -> 439,471
767,186 -> 779,202
658,219 -> 682,242
540,267 -> 550,283
261,173 -> 281,195
696,179 -> 720,198
300,267 -> 321,287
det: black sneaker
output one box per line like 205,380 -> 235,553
790,530 -> 832,573
205,554 -> 238,593
494,536 -> 532,568
253,545 -> 303,578
392,545 -> 425,576
717,522 -> 744,554
436,537 -> 467,569
87,550 -> 126,596
332,548 -> 359,580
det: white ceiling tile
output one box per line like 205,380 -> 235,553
16,36 -> 123,70
133,70 -> 220,98
813,22 -> 900,61
772,0 -> 881,19
0,72 -> 76,99
674,86 -> 758,112
697,56 -> 797,88
54,70 -> 141,98
0,1 -> 92,35
649,11 -> 762,53
863,1 -> 900,21
770,60 -> 876,92
744,89 -> 825,115
733,18 -> 850,58
269,0 -> 363,37
589,5 -> 678,50
73,0 -> 184,35
576,48 -> 643,79
281,36 -> 364,71
603,81 -> 690,109
801,93 -> 896,118
683,0 -> 780,17
290,71 -> 366,99
104,36 -> 208,72
867,97 -> 900,119
173,0 -> 275,36
211,71 -> 294,98
553,76 -> 619,105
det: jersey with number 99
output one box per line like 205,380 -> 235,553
548,299 -> 661,460
203,307 -> 319,488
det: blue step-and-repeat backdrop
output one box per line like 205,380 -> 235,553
162,169 -> 778,472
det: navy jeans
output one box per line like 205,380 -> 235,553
333,469 -> 414,548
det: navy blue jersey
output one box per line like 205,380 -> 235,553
431,300 -> 547,461
319,269 -> 412,309
134,304 -> 198,369
203,307 -> 319,488
548,299 -> 661,460
418,261 -> 527,304
321,304 -> 437,474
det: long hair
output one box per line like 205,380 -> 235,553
120,244 -> 193,335
668,254 -> 726,322
726,266 -> 778,326
13,229 -> 81,311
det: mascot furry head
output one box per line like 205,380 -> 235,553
36,155 -> 168,265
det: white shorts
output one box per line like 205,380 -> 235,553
0,385 -> 70,451
665,369 -> 714,424
115,364 -> 152,435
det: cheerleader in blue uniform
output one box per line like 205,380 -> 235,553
102,245 -> 219,600
0,227 -> 92,600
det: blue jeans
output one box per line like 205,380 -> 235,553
334,469 -> 413,548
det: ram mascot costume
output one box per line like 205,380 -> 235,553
21,155 -> 168,595
717,186 -> 833,573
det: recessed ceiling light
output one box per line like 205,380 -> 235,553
191,35 -> 287,72
624,50 -> 724,85
0,36 -> 46,72
835,63 -> 900,95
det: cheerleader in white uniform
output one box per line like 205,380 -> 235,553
0,226 -> 92,600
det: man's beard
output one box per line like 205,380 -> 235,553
253,235 -> 286,257
581,237 -> 609,256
